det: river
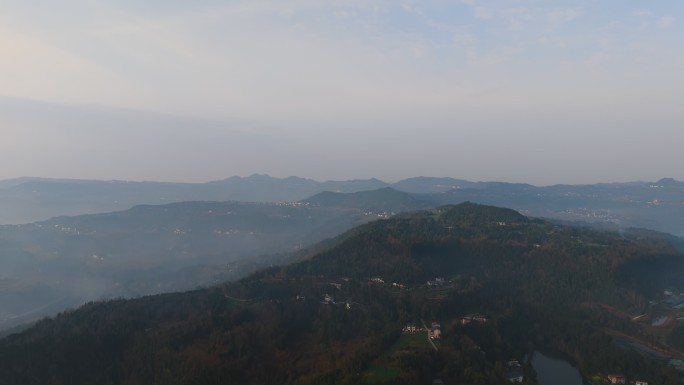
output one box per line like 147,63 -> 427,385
531,350 -> 584,385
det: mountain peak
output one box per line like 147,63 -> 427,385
437,202 -> 529,226
656,177 -> 680,186
302,187 -> 427,212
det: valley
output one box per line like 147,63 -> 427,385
0,200 -> 375,330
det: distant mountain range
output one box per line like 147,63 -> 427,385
1,175 -> 683,333
0,175 -> 390,224
1,174 -> 683,237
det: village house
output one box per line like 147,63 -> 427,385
342,298 -> 356,310
461,314 -> 488,325
403,323 -> 418,333
505,371 -> 524,383
429,322 -> 441,339
505,359 -> 523,383
607,374 -> 626,384
507,360 -> 521,368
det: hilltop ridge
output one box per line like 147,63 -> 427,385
2,175 -> 683,238
303,187 -> 430,213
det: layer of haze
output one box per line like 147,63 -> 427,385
1,1 -> 682,185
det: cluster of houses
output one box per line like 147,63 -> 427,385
276,201 -> 309,207
505,360 -> 523,383
662,290 -> 684,310
322,294 -> 334,304
429,322 -> 441,339
402,323 -> 420,333
607,374 -> 626,384
362,211 -> 395,219
402,321 -> 442,340
606,374 -> 648,385
427,277 -> 446,287
318,293 -> 357,310
368,277 -> 407,289
318,274 -> 452,293
461,314 -> 488,325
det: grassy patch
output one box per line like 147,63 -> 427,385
365,366 -> 401,384
425,287 -> 454,301
385,331 -> 431,357
364,331 -> 433,383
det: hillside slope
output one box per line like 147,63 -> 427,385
0,200 -> 372,330
1,203 -> 683,384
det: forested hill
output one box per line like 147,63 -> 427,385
1,203 -> 684,385
302,187 -> 431,212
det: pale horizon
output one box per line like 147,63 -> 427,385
2,1 -> 682,185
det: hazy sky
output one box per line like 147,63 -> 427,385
1,0 -> 682,185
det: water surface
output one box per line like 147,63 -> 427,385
531,350 -> 583,385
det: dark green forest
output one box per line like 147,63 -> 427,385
1,203 -> 684,384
